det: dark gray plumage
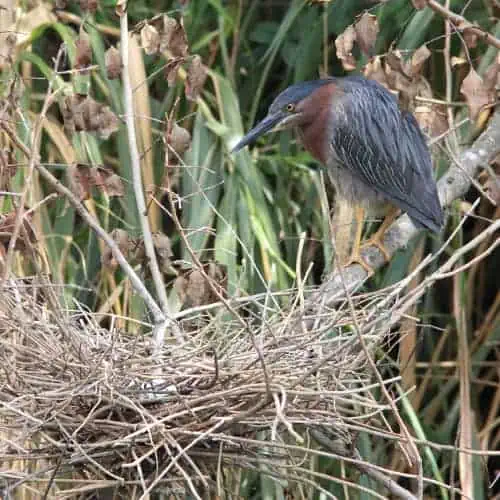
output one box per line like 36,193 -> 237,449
326,76 -> 443,232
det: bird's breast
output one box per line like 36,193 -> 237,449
297,108 -> 330,165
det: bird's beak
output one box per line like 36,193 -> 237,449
232,111 -> 287,153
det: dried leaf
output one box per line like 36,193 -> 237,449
166,122 -> 191,157
69,164 -> 123,200
79,0 -> 98,12
483,54 -> 500,92
98,107 -> 120,140
0,210 -> 37,253
66,95 -> 120,139
105,46 -> 121,80
74,29 -> 92,73
185,55 -> 207,101
68,163 -> 92,200
463,26 -> 478,49
101,172 -> 125,197
335,25 -> 357,71
412,0 -> 427,8
414,104 -> 448,139
164,57 -> 184,86
70,94 -> 87,132
410,45 -> 431,76
83,97 -> 101,131
152,233 -> 176,275
184,270 -> 208,306
0,149 -> 17,190
363,56 -> 390,89
161,15 -> 188,57
460,68 -> 494,120
101,229 -> 130,270
385,50 -> 408,76
484,174 -> 500,205
174,262 -> 227,307
140,24 -> 160,55
354,13 -> 378,57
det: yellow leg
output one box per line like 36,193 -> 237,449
343,206 -> 374,274
360,206 -> 400,261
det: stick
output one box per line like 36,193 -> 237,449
119,11 -> 183,347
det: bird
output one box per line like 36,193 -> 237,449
232,75 -> 443,272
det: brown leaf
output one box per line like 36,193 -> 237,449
166,122 -> 191,157
140,24 -> 160,55
363,56 -> 390,88
0,209 -> 37,253
483,53 -> 500,92
186,55 -> 207,101
83,97 -> 102,131
0,149 -> 17,190
152,233 -> 176,275
463,26 -> 478,49
75,29 -> 92,73
410,45 -> 431,76
105,46 -> 121,80
354,13 -> 378,57
66,95 -> 120,139
460,67 -> 494,120
385,50 -> 408,76
68,163 -> 92,200
79,0 -> 98,12
161,15 -> 189,57
484,174 -> 500,205
414,104 -> 448,139
174,262 -> 227,308
412,0 -> 427,8
69,164 -> 123,200
335,25 -> 357,71
101,228 -> 130,270
184,269 -> 208,307
101,172 -> 125,197
97,105 -> 120,139
164,57 -> 184,87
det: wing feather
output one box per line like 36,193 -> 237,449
329,77 -> 443,231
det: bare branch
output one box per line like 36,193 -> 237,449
119,11 -> 183,347
420,0 -> 500,49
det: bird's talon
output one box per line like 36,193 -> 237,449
343,251 -> 375,275
361,235 -> 391,262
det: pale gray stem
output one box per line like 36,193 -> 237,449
119,12 -> 183,347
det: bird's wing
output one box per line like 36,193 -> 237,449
329,81 -> 442,230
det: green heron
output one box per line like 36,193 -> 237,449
232,76 -> 443,271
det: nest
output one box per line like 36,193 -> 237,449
0,277 -> 400,498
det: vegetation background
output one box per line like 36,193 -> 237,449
0,0 -> 499,498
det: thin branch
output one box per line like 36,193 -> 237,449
312,430 -> 418,500
422,0 -> 500,49
2,47 -> 64,279
119,11 -> 183,347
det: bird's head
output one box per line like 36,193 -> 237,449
232,79 -> 335,153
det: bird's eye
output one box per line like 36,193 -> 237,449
286,103 -> 295,112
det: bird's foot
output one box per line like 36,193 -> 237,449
342,248 -> 375,275
360,231 -> 391,263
